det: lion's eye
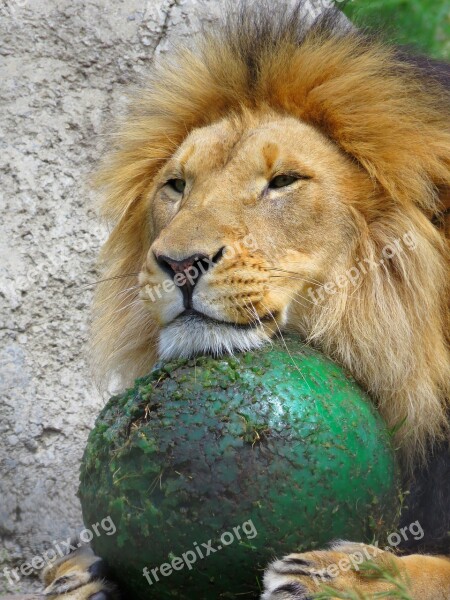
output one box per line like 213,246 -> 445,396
268,175 -> 299,189
167,178 -> 186,194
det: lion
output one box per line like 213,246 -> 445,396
42,2 -> 450,598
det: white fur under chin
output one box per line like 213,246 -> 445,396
158,315 -> 271,360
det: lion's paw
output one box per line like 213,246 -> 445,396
261,542 -> 405,599
261,541 -> 450,599
41,543 -> 119,599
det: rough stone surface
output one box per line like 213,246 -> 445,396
0,0 -> 331,593
0,0 -> 229,592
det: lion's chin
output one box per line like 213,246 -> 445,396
158,313 -> 272,361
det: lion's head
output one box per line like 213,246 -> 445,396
140,110 -> 371,360
92,3 -> 450,466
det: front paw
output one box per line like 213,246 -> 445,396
41,543 -> 119,599
261,542 -> 405,599
261,553 -> 332,599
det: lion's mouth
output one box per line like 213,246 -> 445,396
176,308 -> 277,330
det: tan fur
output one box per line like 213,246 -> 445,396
41,545 -> 118,598
263,543 -> 450,599
91,7 -> 449,469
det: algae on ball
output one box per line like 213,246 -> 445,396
79,336 -> 399,599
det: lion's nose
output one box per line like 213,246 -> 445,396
155,248 -> 225,308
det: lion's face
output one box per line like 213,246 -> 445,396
138,111 -> 368,359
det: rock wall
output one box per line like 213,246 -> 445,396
0,0 -> 225,591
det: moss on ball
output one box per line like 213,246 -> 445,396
79,336 -> 399,599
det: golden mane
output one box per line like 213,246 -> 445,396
92,2 -> 449,466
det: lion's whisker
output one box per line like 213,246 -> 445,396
247,301 -> 276,344
82,273 -> 140,289
94,286 -> 141,308
267,268 -> 322,286
268,284 -> 317,310
112,299 -> 143,315
259,300 -> 312,392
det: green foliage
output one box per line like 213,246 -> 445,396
343,0 -> 450,59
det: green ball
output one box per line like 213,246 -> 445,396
79,336 -> 399,599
